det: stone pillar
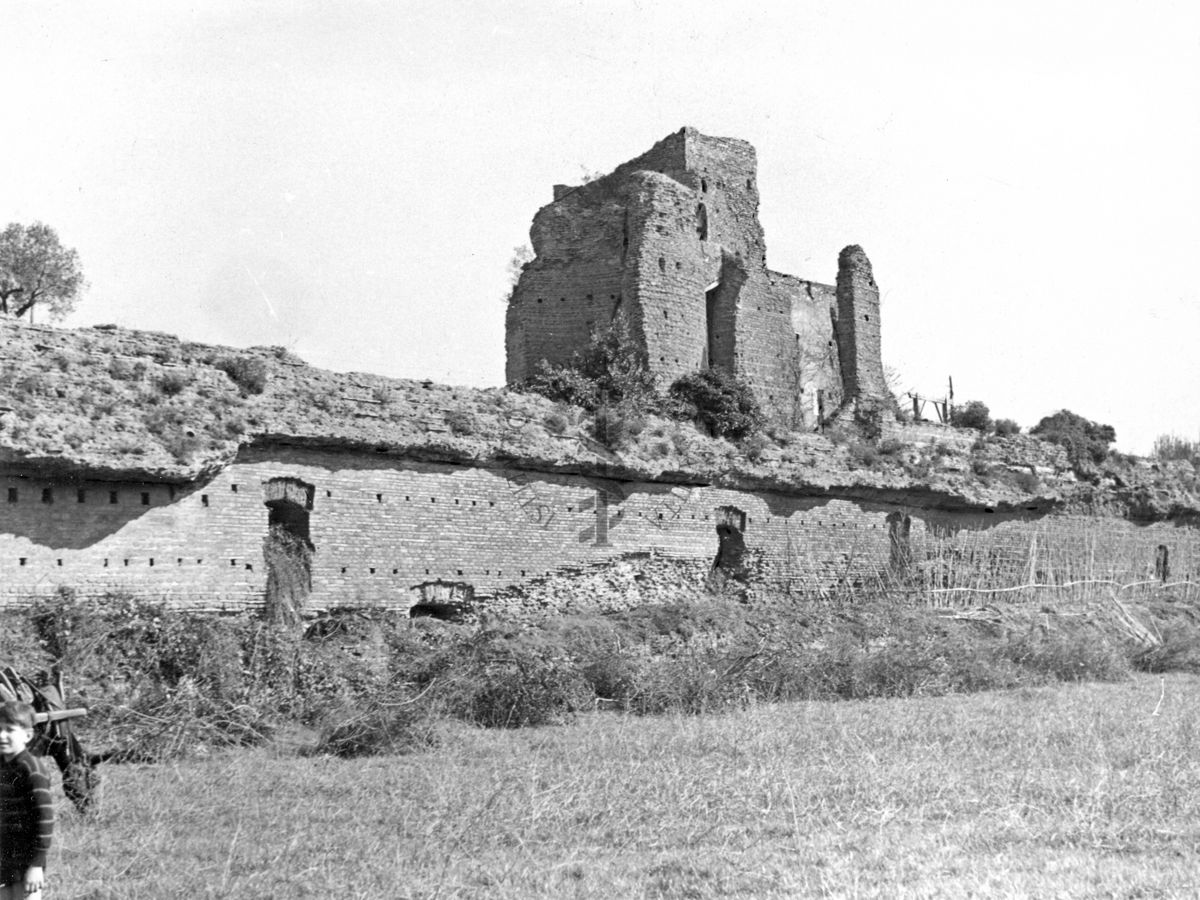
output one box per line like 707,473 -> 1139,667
832,245 -> 892,435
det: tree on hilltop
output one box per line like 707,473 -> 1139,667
0,222 -> 86,323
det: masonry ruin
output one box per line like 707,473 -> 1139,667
0,127 -> 1196,618
505,127 -> 889,430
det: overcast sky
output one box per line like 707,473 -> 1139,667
4,1 -> 1198,453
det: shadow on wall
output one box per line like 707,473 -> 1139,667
1,477 -> 211,551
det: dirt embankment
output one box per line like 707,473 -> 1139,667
1,319 -> 1196,519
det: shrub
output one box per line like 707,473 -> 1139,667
591,402 -> 645,449
993,418 -> 1021,436
742,432 -> 771,462
1031,409 -> 1116,470
951,400 -> 992,432
518,315 -> 658,412
522,362 -> 602,410
1010,470 -> 1040,493
848,441 -> 880,468
157,371 -> 189,396
314,696 -> 439,758
214,355 -> 269,396
1152,434 -> 1200,466
667,368 -> 763,439
1000,630 -> 1130,682
444,409 -> 475,436
543,408 -> 570,435
458,646 -> 589,728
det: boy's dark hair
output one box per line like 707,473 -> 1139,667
0,701 -> 36,730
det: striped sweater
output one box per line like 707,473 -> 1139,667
0,750 -> 54,869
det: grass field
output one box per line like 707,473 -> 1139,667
46,673 -> 1200,899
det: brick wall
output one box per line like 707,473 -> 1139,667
835,245 -> 887,403
4,447 -> 1196,614
504,127 -> 846,425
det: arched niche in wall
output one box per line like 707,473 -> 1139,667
410,580 -> 473,622
262,477 -> 316,624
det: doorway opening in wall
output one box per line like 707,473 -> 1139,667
263,477 -> 315,624
886,511 -> 913,580
704,282 -> 721,369
711,505 -> 747,583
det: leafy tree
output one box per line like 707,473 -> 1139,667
0,222 -> 85,322
1031,409 -> 1116,467
950,400 -> 992,432
668,368 -> 763,440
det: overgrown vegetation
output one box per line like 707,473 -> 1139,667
517,317 -> 764,446
517,316 -> 657,413
1031,408 -> 1116,472
950,399 -> 991,431
1153,433 -> 1200,466
667,368 -> 763,440
12,583 -> 1198,764
213,354 -> 269,396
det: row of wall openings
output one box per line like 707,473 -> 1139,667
534,293 -> 620,305
16,558 -> 252,569
333,567 -> 541,578
8,488 -> 153,505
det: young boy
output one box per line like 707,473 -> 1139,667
0,702 -> 53,899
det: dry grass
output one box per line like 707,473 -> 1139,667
48,674 -> 1200,898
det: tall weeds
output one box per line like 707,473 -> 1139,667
7,580 -> 1193,760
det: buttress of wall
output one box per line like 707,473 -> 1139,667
835,245 -> 886,402
505,185 -> 628,383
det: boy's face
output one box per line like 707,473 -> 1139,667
0,721 -> 33,759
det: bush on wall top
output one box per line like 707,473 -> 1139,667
517,315 -> 657,412
667,368 -> 763,440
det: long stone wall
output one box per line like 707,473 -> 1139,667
3,446 -> 1196,614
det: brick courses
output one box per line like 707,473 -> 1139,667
3,446 -> 1195,614
505,127 -> 873,431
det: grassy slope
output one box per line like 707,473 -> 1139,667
52,675 -> 1200,899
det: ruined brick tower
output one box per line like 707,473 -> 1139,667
504,127 -> 888,430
